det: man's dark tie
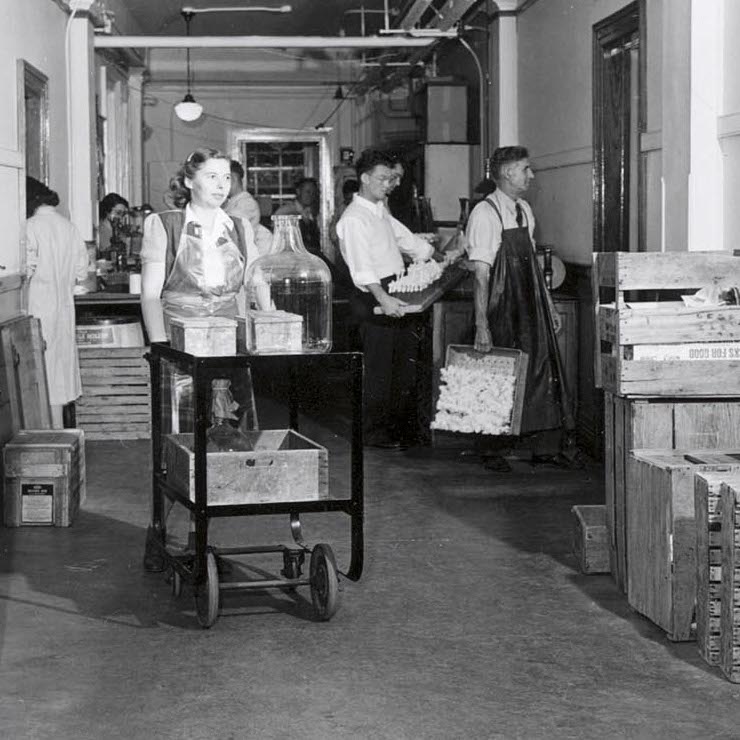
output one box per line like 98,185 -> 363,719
515,203 -> 524,228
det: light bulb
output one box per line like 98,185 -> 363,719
174,94 -> 203,122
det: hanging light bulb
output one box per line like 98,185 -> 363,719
174,11 -> 203,122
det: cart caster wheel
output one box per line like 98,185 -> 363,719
310,544 -> 339,621
194,550 -> 219,629
171,567 -> 182,599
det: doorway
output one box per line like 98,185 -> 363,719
593,2 -> 644,254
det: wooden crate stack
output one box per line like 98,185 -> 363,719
76,347 -> 150,440
720,481 -> 740,682
594,251 -> 740,597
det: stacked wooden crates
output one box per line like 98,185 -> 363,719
595,251 -> 740,639
76,347 -> 150,440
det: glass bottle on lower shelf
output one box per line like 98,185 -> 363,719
206,378 -> 252,452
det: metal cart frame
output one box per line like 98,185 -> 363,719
143,344 -> 364,627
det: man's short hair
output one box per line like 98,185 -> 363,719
491,146 -> 529,181
355,148 -> 395,179
294,176 -> 318,193
230,160 -> 245,180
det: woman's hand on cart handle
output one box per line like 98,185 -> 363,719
474,324 -> 493,353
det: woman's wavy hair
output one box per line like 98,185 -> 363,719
168,148 -> 230,208
26,177 -> 59,218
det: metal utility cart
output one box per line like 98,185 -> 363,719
143,343 -> 364,627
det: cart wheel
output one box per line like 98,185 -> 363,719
171,566 -> 182,599
310,544 -> 339,621
194,550 -> 219,628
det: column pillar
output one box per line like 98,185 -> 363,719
128,67 -> 146,206
67,2 -> 96,240
489,1 -> 520,150
687,0 -> 723,252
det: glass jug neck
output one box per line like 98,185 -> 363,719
271,214 -> 309,255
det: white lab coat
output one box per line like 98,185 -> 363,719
25,205 -> 88,406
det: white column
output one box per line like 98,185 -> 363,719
489,1 -> 519,150
128,68 -> 145,206
67,3 -> 96,241
660,0 -> 691,252
688,0 -> 724,252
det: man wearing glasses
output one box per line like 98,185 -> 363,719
337,148 -> 435,449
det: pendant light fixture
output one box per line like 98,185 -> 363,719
174,10 -> 203,122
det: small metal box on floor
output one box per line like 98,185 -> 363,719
3,429 -> 86,527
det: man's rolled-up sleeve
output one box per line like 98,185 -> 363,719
465,206 -> 499,267
390,216 -> 434,262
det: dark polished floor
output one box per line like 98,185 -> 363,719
2,406 -> 740,739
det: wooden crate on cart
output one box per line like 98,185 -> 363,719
627,449 -> 740,642
604,393 -> 740,593
594,251 -> 740,396
164,429 -> 329,505
76,347 -> 150,440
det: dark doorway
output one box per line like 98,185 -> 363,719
593,2 -> 644,254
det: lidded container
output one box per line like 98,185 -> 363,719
244,214 -> 332,353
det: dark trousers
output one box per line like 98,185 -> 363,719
360,317 -> 421,442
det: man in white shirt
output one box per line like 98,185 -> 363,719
467,146 -> 570,470
337,148 -> 435,449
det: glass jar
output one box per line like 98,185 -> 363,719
244,214 -> 332,353
207,378 -> 252,452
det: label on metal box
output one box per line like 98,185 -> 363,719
21,483 -> 54,524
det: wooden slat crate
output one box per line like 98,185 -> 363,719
694,472 -> 740,665
593,251 -> 740,396
571,505 -> 609,574
627,449 -> 740,641
163,429 -> 329,505
604,393 -> 740,593
720,481 -> 740,682
76,347 -> 150,440
3,429 -> 85,527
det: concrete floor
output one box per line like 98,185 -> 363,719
2,405 -> 740,739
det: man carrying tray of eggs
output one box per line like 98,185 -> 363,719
337,148 -> 465,450
466,146 -> 580,472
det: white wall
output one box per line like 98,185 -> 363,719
721,0 -> 740,253
0,0 -> 70,321
517,0 -> 664,265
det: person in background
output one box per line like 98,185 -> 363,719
336,149 -> 437,449
386,155 -> 416,229
224,160 -> 273,255
466,146 -> 570,472
25,177 -> 88,429
140,147 -> 261,343
98,192 -> 129,255
275,177 -> 321,256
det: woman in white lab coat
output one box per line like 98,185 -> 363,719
25,177 -> 88,428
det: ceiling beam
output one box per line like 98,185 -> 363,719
429,0 -> 483,31
94,35 -> 436,50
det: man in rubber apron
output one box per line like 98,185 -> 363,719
466,146 -> 574,471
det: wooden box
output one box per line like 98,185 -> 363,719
720,481 -> 740,682
694,472 -> 740,665
627,449 -> 740,641
594,251 -> 740,396
163,429 -> 328,506
236,310 -> 303,354
3,429 -> 86,527
604,393 -> 740,593
170,317 -> 236,356
571,505 -> 609,574
76,347 -> 150,440
431,344 -> 528,437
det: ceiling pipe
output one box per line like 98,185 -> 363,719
94,35 -> 436,49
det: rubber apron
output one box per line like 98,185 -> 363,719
161,221 -> 245,332
485,198 -> 563,435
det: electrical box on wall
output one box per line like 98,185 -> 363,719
420,82 -> 469,143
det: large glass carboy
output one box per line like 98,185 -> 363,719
245,214 -> 332,353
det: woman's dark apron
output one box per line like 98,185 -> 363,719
485,198 -> 563,435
